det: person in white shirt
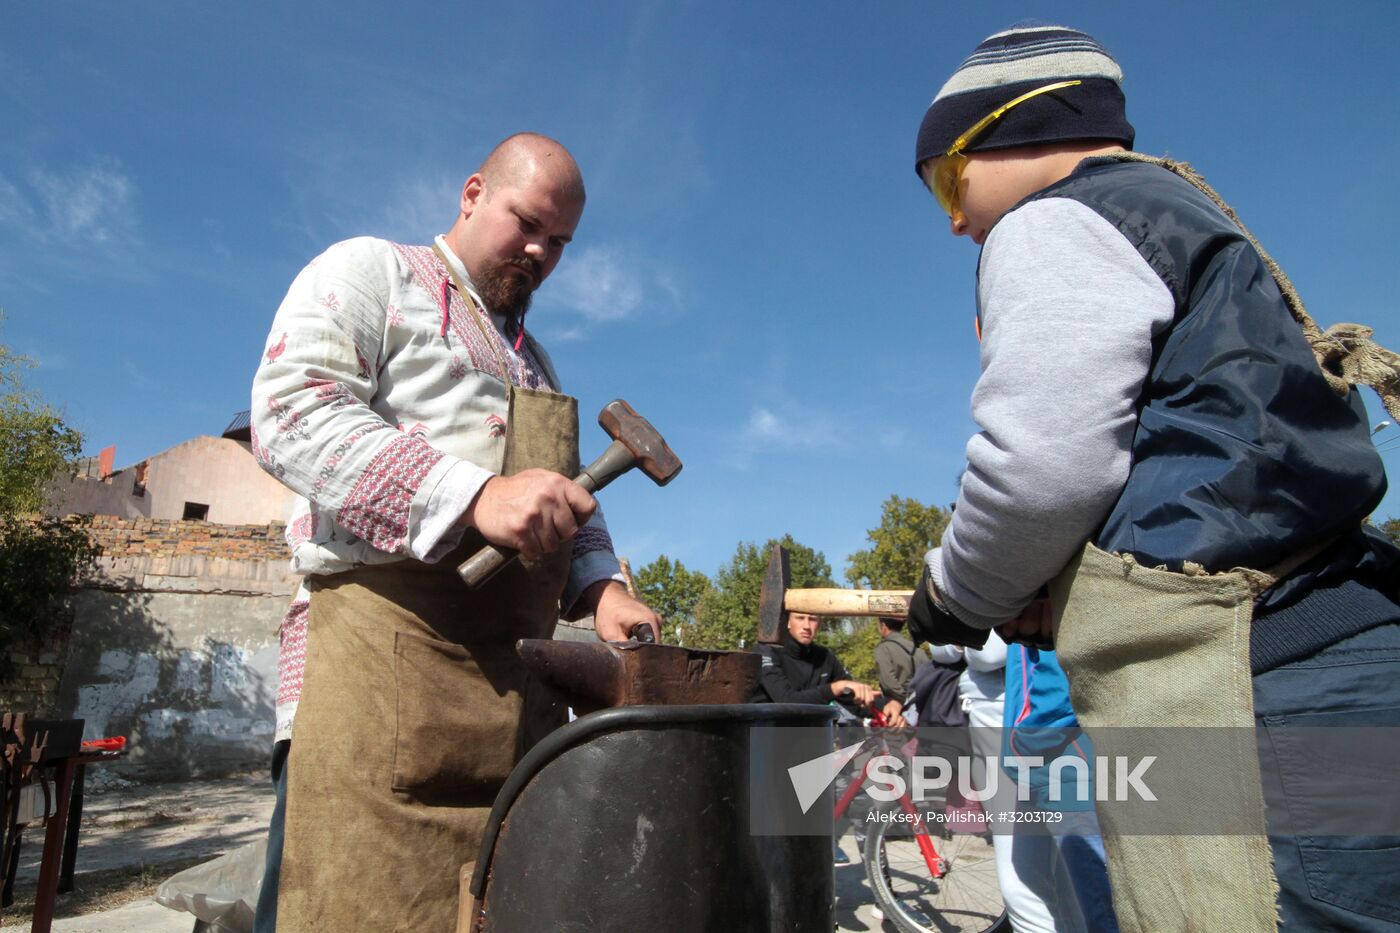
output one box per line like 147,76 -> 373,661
250,133 -> 661,933
929,633 -> 1058,931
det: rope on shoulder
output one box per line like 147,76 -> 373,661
1108,152 -> 1400,423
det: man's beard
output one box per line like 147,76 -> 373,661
475,258 -> 539,337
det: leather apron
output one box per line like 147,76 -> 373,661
277,259 -> 579,933
1047,544 -> 1280,933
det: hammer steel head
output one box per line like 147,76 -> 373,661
598,399 -> 682,486
756,544 -> 791,645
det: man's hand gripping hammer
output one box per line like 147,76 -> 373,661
457,400 -> 682,588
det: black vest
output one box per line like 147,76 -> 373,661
1018,159 -> 1398,671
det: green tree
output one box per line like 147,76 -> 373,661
0,336 -> 100,678
1383,518 -> 1400,547
633,554 -> 712,645
817,618 -> 883,684
689,535 -> 835,650
845,495 -> 952,590
0,344 -> 83,514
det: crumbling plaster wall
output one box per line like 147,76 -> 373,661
52,435 -> 296,526
54,518 -> 294,780
49,517 -> 603,781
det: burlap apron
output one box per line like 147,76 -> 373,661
1048,543 -> 1282,933
278,263 -> 580,932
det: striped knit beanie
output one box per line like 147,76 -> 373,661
915,24 -> 1134,173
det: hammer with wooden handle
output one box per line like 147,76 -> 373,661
756,544 -> 911,643
457,399 -> 682,588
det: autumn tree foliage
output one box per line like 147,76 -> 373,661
844,495 -> 951,591
688,535 -> 835,651
0,334 -> 100,677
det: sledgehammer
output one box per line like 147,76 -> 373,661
756,544 -> 912,643
457,399 -> 682,588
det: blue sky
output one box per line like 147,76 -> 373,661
3,1 -> 1398,580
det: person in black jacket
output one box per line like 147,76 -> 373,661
754,611 -> 906,728
755,611 -> 908,865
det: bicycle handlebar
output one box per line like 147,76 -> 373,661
836,688 -> 889,728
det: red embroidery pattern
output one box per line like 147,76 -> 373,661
515,337 -> 555,391
485,414 -> 506,438
312,380 -> 356,410
338,434 -> 444,553
448,355 -> 467,381
390,243 -> 553,390
267,394 -> 310,441
572,524 -> 615,558
386,303 -> 404,327
250,424 -> 285,480
277,599 -> 309,707
287,513 -> 319,548
312,422 -> 389,497
318,291 -> 341,313
264,332 -> 287,363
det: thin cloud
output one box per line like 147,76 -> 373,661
0,176 -> 35,225
373,172 -> 458,244
736,404 -> 911,464
543,324 -> 588,343
26,163 -> 137,243
740,405 -> 840,453
545,245 -> 650,323
747,407 -> 784,440
21,347 -> 70,370
121,358 -> 155,388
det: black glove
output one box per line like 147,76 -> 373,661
906,568 -> 990,650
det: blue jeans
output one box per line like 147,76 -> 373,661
253,740 -> 289,933
1255,623 -> 1400,931
1010,814 -> 1119,933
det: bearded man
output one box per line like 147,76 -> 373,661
250,133 -> 661,932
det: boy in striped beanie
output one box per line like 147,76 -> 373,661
904,22 -> 1400,933
914,23 -> 1133,244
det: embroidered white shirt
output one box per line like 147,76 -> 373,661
253,235 -> 623,741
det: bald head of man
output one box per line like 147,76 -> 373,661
446,133 -> 586,328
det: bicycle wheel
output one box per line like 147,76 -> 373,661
863,808 -> 1008,933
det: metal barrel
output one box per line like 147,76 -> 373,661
472,703 -> 838,932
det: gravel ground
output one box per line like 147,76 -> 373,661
0,773 -> 917,931
1,771 -> 275,931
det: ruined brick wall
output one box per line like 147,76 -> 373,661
85,514 -> 287,562
0,613 -> 72,717
9,516 -> 599,778
1,517 -> 295,775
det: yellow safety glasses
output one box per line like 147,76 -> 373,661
923,79 -> 1082,218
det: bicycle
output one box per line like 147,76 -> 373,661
831,701 -> 1009,933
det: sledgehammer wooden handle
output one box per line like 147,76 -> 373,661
456,465 -> 612,589
456,542 -> 516,590
784,589 -> 913,617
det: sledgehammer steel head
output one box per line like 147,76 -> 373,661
757,544 -> 791,644
597,400 -> 681,486
459,399 -> 680,589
